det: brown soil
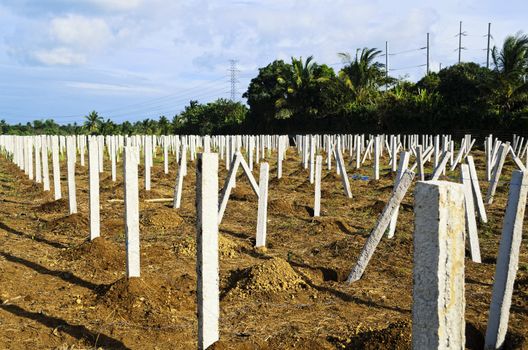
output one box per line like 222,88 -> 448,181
0,149 -> 526,349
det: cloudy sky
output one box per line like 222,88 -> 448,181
0,0 -> 527,124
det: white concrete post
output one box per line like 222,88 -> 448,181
461,164 -> 481,263
347,170 -> 414,283
309,136 -> 315,184
51,136 -> 61,200
144,135 -> 151,191
35,137 -> 42,183
66,136 -> 77,214
374,135 -> 380,180
196,153 -> 219,350
486,143 -> 509,204
98,136 -> 104,173
27,137 -> 33,180
467,156 -> 487,223
163,136 -> 169,174
124,146 -> 140,278
173,166 -> 185,209
416,145 -> 425,181
41,136 -> 50,191
484,170 -> 528,350
314,155 -> 322,217
88,136 -> 100,241
255,162 -> 269,248
412,180 -> 466,350
111,136 -> 117,182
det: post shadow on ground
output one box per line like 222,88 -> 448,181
0,303 -> 130,349
0,251 -> 103,292
290,262 -> 410,314
0,221 -> 67,249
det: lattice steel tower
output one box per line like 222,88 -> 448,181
228,59 -> 239,101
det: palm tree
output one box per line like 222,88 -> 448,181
84,111 -> 103,134
338,48 -> 393,101
491,32 -> 528,120
275,56 -> 330,119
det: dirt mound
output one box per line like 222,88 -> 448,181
226,257 -> 309,300
230,184 -> 256,201
46,213 -> 89,233
309,218 -> 353,236
329,320 -> 411,350
37,198 -> 69,213
141,206 -> 184,230
268,198 -> 295,215
139,188 -> 166,200
97,274 -> 195,325
63,237 -> 125,271
173,234 -> 238,258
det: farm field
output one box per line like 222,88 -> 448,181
0,146 -> 526,350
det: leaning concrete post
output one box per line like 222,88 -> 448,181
88,137 -> 100,240
461,164 -> 481,263
412,180 -> 466,350
173,165 -> 185,209
314,155 -> 322,217
431,151 -> 451,181
255,162 -> 269,248
387,151 -> 410,238
51,136 -> 61,200
335,146 -> 352,199
196,153 -> 220,350
66,137 -> 77,214
467,156 -> 487,223
347,170 -> 415,283
484,170 -> 528,350
124,146 -> 140,278
486,143 -> 509,205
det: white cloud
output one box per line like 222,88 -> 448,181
33,47 -> 86,65
65,81 -> 161,94
87,0 -> 143,12
50,14 -> 113,50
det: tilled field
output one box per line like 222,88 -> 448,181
0,149 -> 526,349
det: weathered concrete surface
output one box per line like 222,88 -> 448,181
412,180 -> 465,350
485,170 -> 528,349
461,164 -> 481,263
314,155 -> 322,217
196,153 -> 220,350
124,146 -> 140,278
347,170 -> 415,283
255,162 -> 269,247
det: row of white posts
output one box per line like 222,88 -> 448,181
0,133 -> 526,349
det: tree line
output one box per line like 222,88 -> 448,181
2,32 -> 527,136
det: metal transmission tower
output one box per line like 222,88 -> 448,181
456,21 -> 467,63
228,59 -> 239,101
486,23 -> 492,68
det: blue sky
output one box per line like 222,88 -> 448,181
1,0 -> 527,124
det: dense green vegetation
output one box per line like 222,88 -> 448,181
2,32 -> 527,135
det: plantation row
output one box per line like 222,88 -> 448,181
0,133 -> 526,349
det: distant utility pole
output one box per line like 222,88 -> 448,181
457,21 -> 467,64
385,41 -> 389,91
228,59 -> 239,101
486,22 -> 492,69
439,63 -> 442,71
426,32 -> 430,74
